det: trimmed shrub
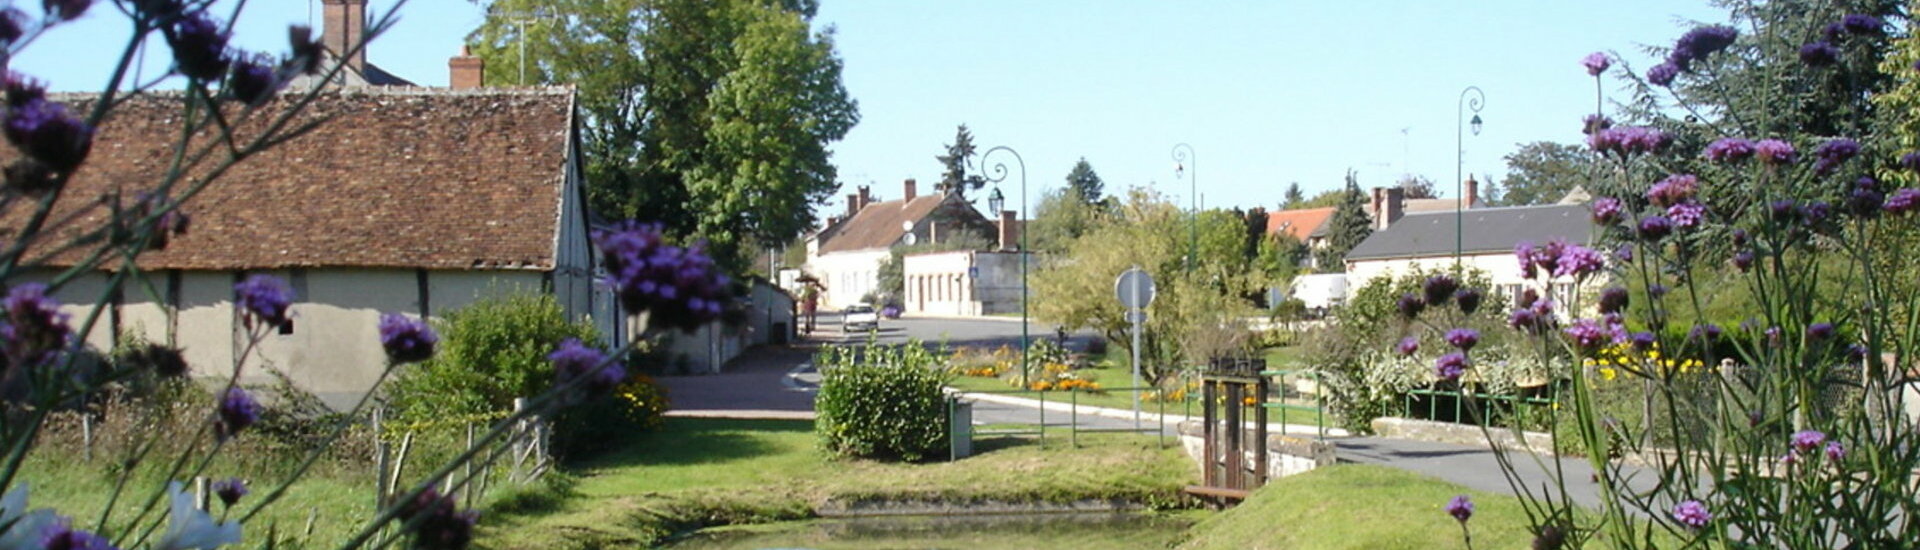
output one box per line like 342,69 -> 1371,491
814,341 -> 950,462
386,292 -> 600,420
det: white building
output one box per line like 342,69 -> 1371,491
901,250 -> 1029,316
803,179 -> 1000,309
1344,202 -> 1602,308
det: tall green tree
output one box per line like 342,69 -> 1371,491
935,124 -> 981,198
1496,141 -> 1595,206
1064,157 -> 1104,204
1027,186 -> 1104,254
468,0 -> 858,270
1314,171 -> 1372,271
1282,182 -> 1306,209
1396,174 -> 1438,199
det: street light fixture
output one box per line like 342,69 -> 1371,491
1455,86 -> 1485,264
987,187 -> 1005,218
1172,143 -> 1196,273
975,146 -> 1028,387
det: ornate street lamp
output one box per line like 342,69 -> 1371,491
1455,86 -> 1485,264
986,187 -> 1005,220
976,146 -> 1028,386
1172,143 -> 1196,272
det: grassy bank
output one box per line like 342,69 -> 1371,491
1179,464 -> 1539,549
482,417 -> 1198,549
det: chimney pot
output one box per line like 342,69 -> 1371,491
449,46 -> 484,89
1465,176 -> 1480,208
903,178 -> 917,200
857,186 -> 873,211
846,194 -> 859,218
1379,187 -> 1405,230
997,210 -> 1019,251
321,0 -> 368,71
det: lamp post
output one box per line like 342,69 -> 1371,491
977,146 -> 1028,387
1172,143 -> 1196,273
1455,86 -> 1485,264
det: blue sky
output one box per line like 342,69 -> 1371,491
15,0 -> 1729,218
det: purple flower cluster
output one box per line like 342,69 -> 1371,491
214,477 -> 248,507
2,283 -> 71,368
217,387 -> 259,441
4,92 -> 94,174
1647,62 -> 1680,87
1597,287 -> 1629,314
1812,138 -> 1860,175
1825,440 -> 1846,462
1840,14 -> 1885,36
1454,288 -> 1482,315
1799,41 -> 1840,67
1445,329 -> 1479,351
1901,152 -> 1920,172
1396,293 -> 1425,320
167,11 -> 232,81
378,313 -> 438,364
1581,114 -> 1612,135
1806,322 -> 1836,341
1884,188 -> 1920,215
1672,500 -> 1711,530
1553,244 -> 1605,279
1422,275 -> 1458,307
1445,495 -> 1474,523
1564,319 -> 1610,351
1588,126 -> 1671,157
1847,177 -> 1884,217
1518,240 -> 1600,280
1704,138 -> 1756,162
1791,430 -> 1826,453
1629,331 -> 1657,351
1396,336 -> 1419,357
395,487 -> 479,550
1669,25 -> 1738,70
1590,197 -> 1622,225
1754,139 -> 1796,165
234,274 -> 293,329
227,53 -> 284,106
593,222 -> 731,331
1668,202 -> 1707,229
1581,52 -> 1611,76
1731,251 -> 1755,272
549,338 -> 624,394
1433,352 -> 1468,381
1645,174 -> 1698,207
1637,215 -> 1673,240
40,524 -> 113,550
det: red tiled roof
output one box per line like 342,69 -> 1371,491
1266,207 -> 1336,242
818,194 -> 950,253
3,88 -> 576,271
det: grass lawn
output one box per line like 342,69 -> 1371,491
482,417 -> 1199,549
946,347 -> 1339,429
1180,464 -> 1541,550
1261,345 -> 1309,369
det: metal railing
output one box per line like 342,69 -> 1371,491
1403,386 -> 1557,426
1260,369 -> 1331,440
948,384 -> 1194,449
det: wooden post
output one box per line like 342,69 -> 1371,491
81,414 -> 93,463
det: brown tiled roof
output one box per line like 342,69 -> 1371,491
818,194 -> 949,253
3,87 -> 575,270
1266,207 -> 1336,242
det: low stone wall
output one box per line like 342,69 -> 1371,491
1176,420 -> 1338,484
1370,417 -> 1556,453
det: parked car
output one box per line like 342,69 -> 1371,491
843,303 -> 879,332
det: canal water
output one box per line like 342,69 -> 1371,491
665,512 -> 1196,549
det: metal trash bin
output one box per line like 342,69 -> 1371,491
949,397 -> 973,460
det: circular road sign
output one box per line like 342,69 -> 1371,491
1115,267 -> 1156,309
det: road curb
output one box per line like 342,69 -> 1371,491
950,389 -> 1350,438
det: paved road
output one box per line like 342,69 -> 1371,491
661,314 -> 1631,510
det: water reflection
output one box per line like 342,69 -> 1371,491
667,512 -> 1194,550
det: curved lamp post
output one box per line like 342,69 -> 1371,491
977,146 -> 1028,387
1455,86 -> 1484,264
1172,143 -> 1196,273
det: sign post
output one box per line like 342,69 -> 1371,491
1115,266 -> 1157,429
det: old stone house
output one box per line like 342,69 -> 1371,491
803,179 -> 1000,310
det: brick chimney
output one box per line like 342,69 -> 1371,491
845,193 -> 858,218
449,46 -> 484,89
856,186 -> 873,210
903,178 -> 917,201
322,0 -> 368,71
998,210 -> 1019,251
1376,187 -> 1405,230
1465,176 -> 1480,208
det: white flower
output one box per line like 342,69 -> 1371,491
156,482 -> 241,550
0,484 -> 58,550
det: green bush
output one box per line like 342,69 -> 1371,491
385,292 -> 599,420
814,341 -> 951,462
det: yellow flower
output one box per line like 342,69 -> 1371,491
1599,367 -> 1618,381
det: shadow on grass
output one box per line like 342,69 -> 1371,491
575,418 -> 816,470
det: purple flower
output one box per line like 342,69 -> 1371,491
1825,440 -> 1846,462
1445,329 -> 1480,351
1589,126 -> 1670,157
1731,228 -> 1749,247
40,523 -> 113,550
1901,152 -> 1920,172
1564,319 -> 1609,351
1884,188 -> 1920,215
1517,288 -> 1540,309
1813,138 -> 1860,175
0,9 -> 25,45
1769,200 -> 1800,222
1755,139 -> 1796,164
1508,308 -> 1541,332
1581,114 -> 1611,135
592,221 -> 731,331
1598,287 -> 1629,314
1847,343 -> 1869,362
1765,326 -> 1782,347
3,283 -> 72,367
549,338 -> 623,394
1445,495 -> 1474,523
1848,186 -> 1884,217
1647,62 -> 1680,87
1704,138 -> 1755,162
1637,216 -> 1672,241
1614,244 -> 1634,262
1806,322 -> 1836,341
4,98 -> 94,173
1799,41 -> 1840,67
287,25 -> 325,75
1731,251 -> 1754,272
1396,336 -> 1419,357
234,274 -> 293,329
395,487 -> 479,550
1791,430 -> 1826,453
1668,202 -> 1706,229
1688,323 -> 1723,346
42,0 -> 91,21
1646,174 -> 1698,207
217,387 -> 259,441
1454,288 -> 1482,315
1422,275 -> 1458,307
1554,244 -> 1605,279
1841,14 -> 1885,36
1516,242 -> 1539,279
1396,293 -> 1426,320
377,313 -> 438,364
227,53 -> 283,105
1434,352 -> 1468,381
1799,201 -> 1831,226
167,12 -> 233,81
1649,284 -> 1670,298
1590,197 -> 1622,224
1671,500 -> 1711,530
1671,25 -> 1738,69
1629,331 -> 1657,352
213,477 -> 248,507
1582,52 -> 1611,76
